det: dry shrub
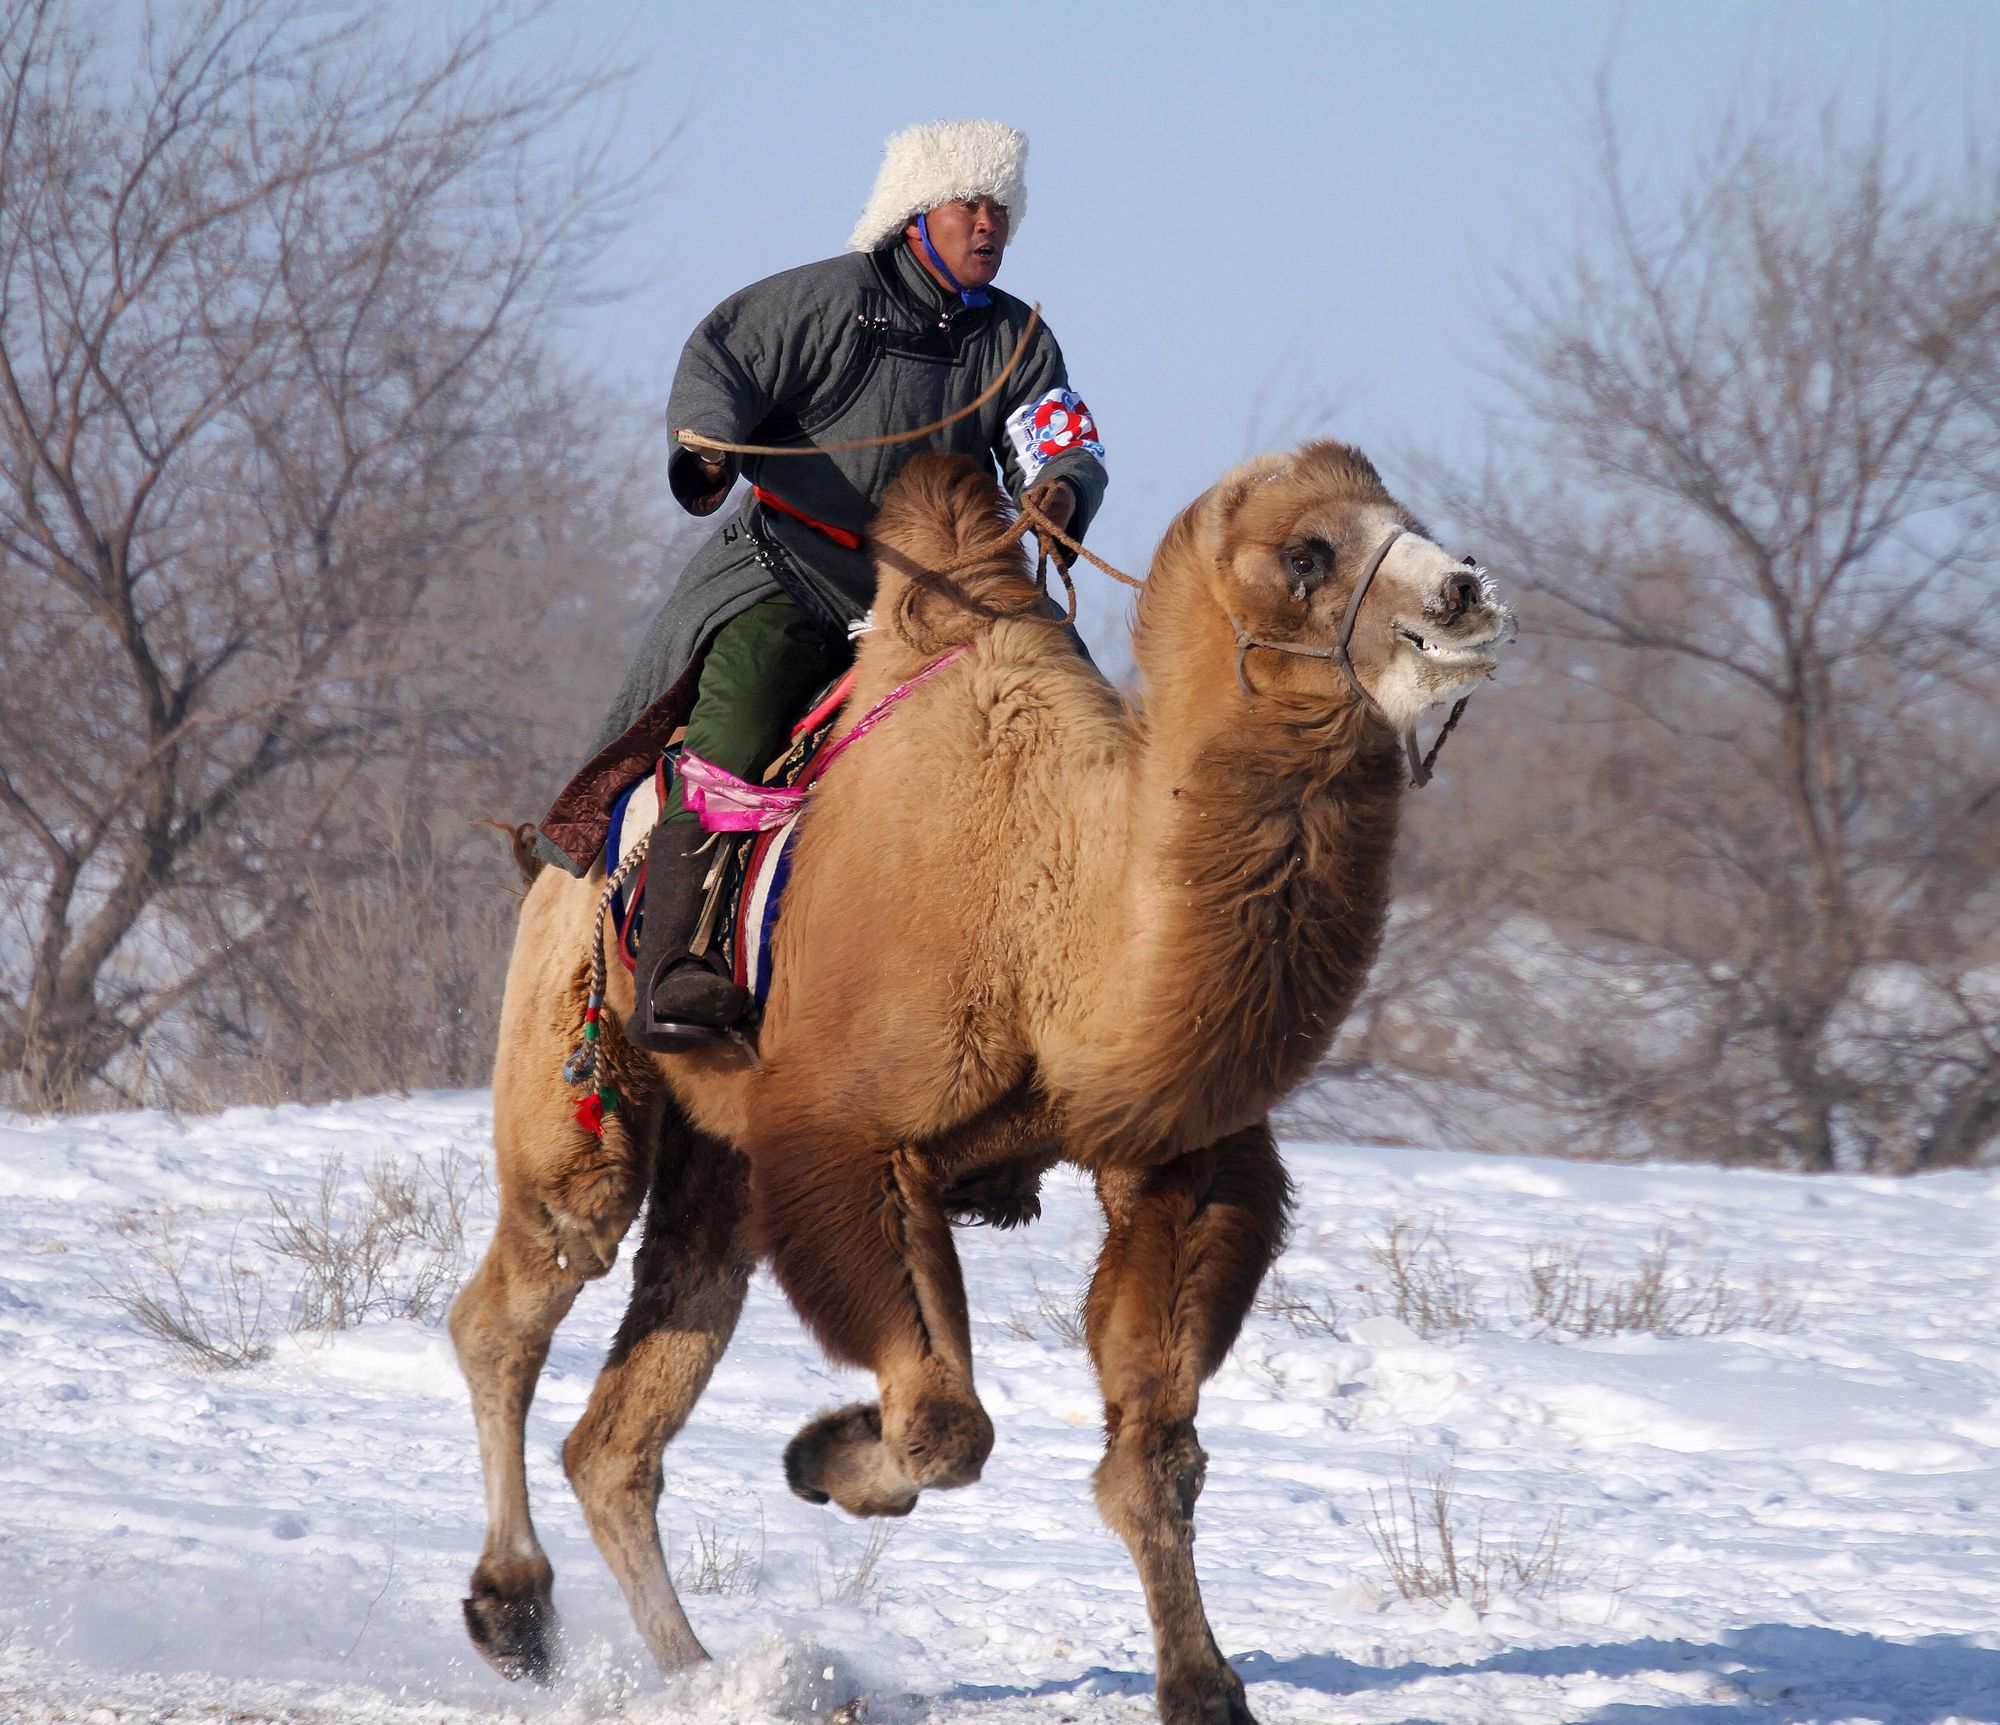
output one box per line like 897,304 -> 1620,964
264,1153 -> 475,1331
1365,1454 -> 1575,1610
1366,1215 -> 1486,1337
106,1218 -> 272,1371
1516,1233 -> 1802,1339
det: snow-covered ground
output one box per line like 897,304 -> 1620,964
3,1093 -> 1999,1724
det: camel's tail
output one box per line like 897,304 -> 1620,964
476,818 -> 545,887
868,453 -> 1045,654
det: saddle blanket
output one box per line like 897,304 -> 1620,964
602,672 -> 855,1011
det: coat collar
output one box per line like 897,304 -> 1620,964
885,240 -> 986,326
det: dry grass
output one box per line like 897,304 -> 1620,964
814,1522 -> 900,1609
1001,1261 -> 1087,1349
1515,1232 -> 1803,1339
672,1511 -> 764,1597
1253,1268 -> 1344,1337
1366,1215 -> 1486,1337
1364,1454 -> 1576,1610
1357,1213 -> 1803,1344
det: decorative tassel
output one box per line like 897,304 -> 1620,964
573,1083 -> 619,1138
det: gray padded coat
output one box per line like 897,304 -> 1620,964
538,242 -> 1107,873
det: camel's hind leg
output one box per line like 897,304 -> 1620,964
1085,1125 -> 1292,1725
562,1112 -> 752,1671
449,1073 -> 656,1680
756,1127 -> 993,1518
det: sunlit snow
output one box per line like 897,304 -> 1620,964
3,1093 -> 1997,1723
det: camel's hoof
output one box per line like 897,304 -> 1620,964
784,1403 -> 919,1518
462,1580 -> 561,1684
1157,1665 -> 1257,1725
891,1391 -> 993,1490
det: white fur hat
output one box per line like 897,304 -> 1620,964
847,120 -> 1028,253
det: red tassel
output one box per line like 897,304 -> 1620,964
573,1090 -> 606,1136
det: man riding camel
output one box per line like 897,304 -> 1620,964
533,120 -> 1109,1051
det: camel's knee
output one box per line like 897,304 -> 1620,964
1095,1417 -> 1207,1545
539,1123 -> 654,1277
448,1200 -> 584,1336
487,1094 -> 656,1283
561,1408 -> 658,1526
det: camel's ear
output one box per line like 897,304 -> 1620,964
1213,453 -> 1292,521
1182,453 -> 1291,563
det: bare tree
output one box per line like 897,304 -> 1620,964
1385,96 -> 2000,1171
0,0 -> 648,1106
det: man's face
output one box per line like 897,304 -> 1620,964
905,196 -> 1010,292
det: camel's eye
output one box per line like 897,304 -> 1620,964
1283,539 -> 1332,598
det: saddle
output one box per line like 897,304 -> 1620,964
602,670 -> 857,1016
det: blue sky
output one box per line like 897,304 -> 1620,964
530,0 -> 1990,658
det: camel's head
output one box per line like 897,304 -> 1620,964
1176,441 -> 1514,730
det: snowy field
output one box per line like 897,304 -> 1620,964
3,1093 -> 1999,1725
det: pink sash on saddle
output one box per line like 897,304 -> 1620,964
676,647 -> 967,834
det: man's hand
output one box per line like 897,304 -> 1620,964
1025,476 -> 1076,535
669,433 -> 735,516
1026,478 -> 1078,571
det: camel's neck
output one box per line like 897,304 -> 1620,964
1072,584 -> 1406,1160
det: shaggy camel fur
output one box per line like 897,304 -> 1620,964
449,443 -> 1511,1725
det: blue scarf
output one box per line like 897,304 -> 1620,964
917,213 -> 991,309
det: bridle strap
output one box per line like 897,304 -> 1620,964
1225,525 -> 1472,790
1226,526 -> 1403,710
1228,527 -> 1403,707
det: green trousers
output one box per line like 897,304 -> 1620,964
662,593 -> 848,824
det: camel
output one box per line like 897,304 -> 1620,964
448,441 -> 1512,1725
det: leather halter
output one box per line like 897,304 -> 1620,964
1224,526 -> 1471,790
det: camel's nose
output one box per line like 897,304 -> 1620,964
1437,570 -> 1482,620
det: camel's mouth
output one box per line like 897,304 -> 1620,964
1392,624 -> 1502,675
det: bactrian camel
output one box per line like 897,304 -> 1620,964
449,442 -> 1513,1725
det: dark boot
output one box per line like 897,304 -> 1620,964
632,825 -> 753,1051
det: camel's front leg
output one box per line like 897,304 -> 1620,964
754,1124 -> 993,1516
1085,1125 -> 1292,1725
